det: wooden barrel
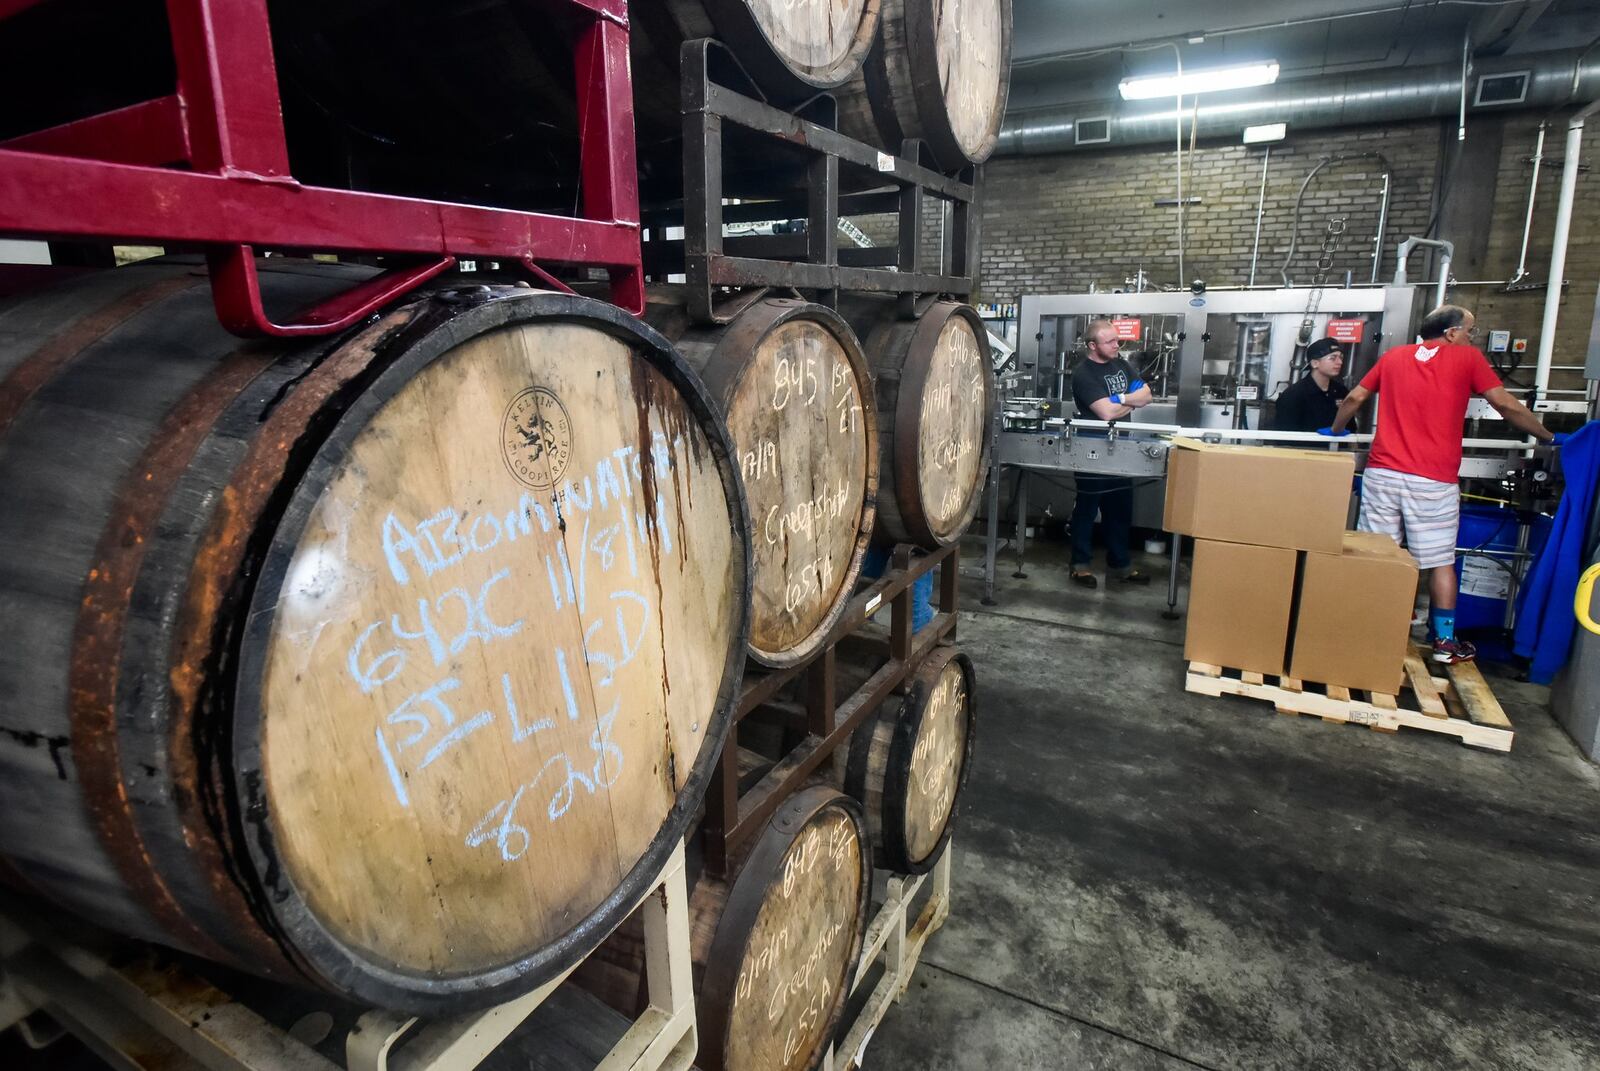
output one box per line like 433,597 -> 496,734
839,297 -> 994,548
836,0 -> 1013,168
842,646 -> 975,873
632,0 -> 882,104
645,293 -> 877,669
0,259 -> 751,1014
577,786 -> 869,1071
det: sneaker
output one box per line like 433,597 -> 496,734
1432,637 -> 1477,664
1071,571 -> 1098,589
1119,569 -> 1152,585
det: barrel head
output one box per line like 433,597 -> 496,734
239,294 -> 749,1009
911,307 -> 991,542
932,0 -> 1009,162
746,0 -> 874,82
901,651 -> 973,865
700,787 -> 868,1071
722,307 -> 874,666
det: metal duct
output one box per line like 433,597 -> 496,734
998,48 -> 1600,155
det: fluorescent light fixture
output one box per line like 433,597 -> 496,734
1242,122 -> 1287,144
1119,61 -> 1280,101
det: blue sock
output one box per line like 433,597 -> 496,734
1430,608 -> 1455,643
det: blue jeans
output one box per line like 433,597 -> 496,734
1070,474 -> 1133,570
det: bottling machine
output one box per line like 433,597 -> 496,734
983,283 -> 1567,645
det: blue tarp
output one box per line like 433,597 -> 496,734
1514,422 -> 1600,684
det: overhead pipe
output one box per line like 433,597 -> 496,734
998,48 -> 1600,155
1534,98 -> 1600,403
1370,171 -> 1391,283
1508,122 -> 1546,288
1393,236 -> 1454,311
1247,147 -> 1271,286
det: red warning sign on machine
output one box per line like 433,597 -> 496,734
1325,318 -> 1367,343
1111,318 -> 1143,341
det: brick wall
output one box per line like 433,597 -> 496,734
975,112 -> 1599,395
1469,113 -> 1600,397
978,120 -> 1439,297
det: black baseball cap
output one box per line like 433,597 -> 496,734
1306,337 -> 1342,362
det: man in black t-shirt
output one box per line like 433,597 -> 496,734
1270,337 -> 1353,433
1067,320 -> 1153,588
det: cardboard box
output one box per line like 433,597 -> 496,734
1290,531 -> 1419,695
1185,539 -> 1298,677
1163,437 -> 1354,554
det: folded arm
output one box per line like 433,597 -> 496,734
1089,396 -> 1136,421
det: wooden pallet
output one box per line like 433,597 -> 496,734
0,844 -> 698,1071
824,843 -> 954,1071
1185,647 -> 1514,752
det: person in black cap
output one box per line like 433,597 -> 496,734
1271,337 -> 1354,433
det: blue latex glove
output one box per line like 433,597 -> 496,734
1316,426 -> 1352,437
1109,394 -> 1123,405
1553,432 -> 1571,445
1128,380 -> 1146,393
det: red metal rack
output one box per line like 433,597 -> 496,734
0,0 -> 645,334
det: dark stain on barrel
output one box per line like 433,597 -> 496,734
628,355 -> 671,699
0,725 -> 70,780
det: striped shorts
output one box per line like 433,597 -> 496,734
1358,467 -> 1459,570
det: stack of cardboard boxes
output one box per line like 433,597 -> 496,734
1166,438 -> 1420,695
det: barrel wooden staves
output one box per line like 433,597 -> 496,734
0,260 -> 751,1013
843,646 -> 975,873
646,293 -> 877,669
631,0 -> 882,104
577,786 -> 870,1071
836,0 -> 1013,168
840,297 -> 994,548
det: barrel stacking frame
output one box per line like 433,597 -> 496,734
655,39 -> 979,326
824,842 -> 955,1071
0,0 -> 646,330
0,843 -> 698,1071
701,541 -> 961,878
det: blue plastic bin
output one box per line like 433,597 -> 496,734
860,546 -> 936,631
1454,505 -> 1552,651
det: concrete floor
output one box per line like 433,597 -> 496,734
865,536 -> 1600,1071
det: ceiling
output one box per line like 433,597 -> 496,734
1008,0 -> 1600,111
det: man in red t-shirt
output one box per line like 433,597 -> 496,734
1326,305 -> 1556,663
